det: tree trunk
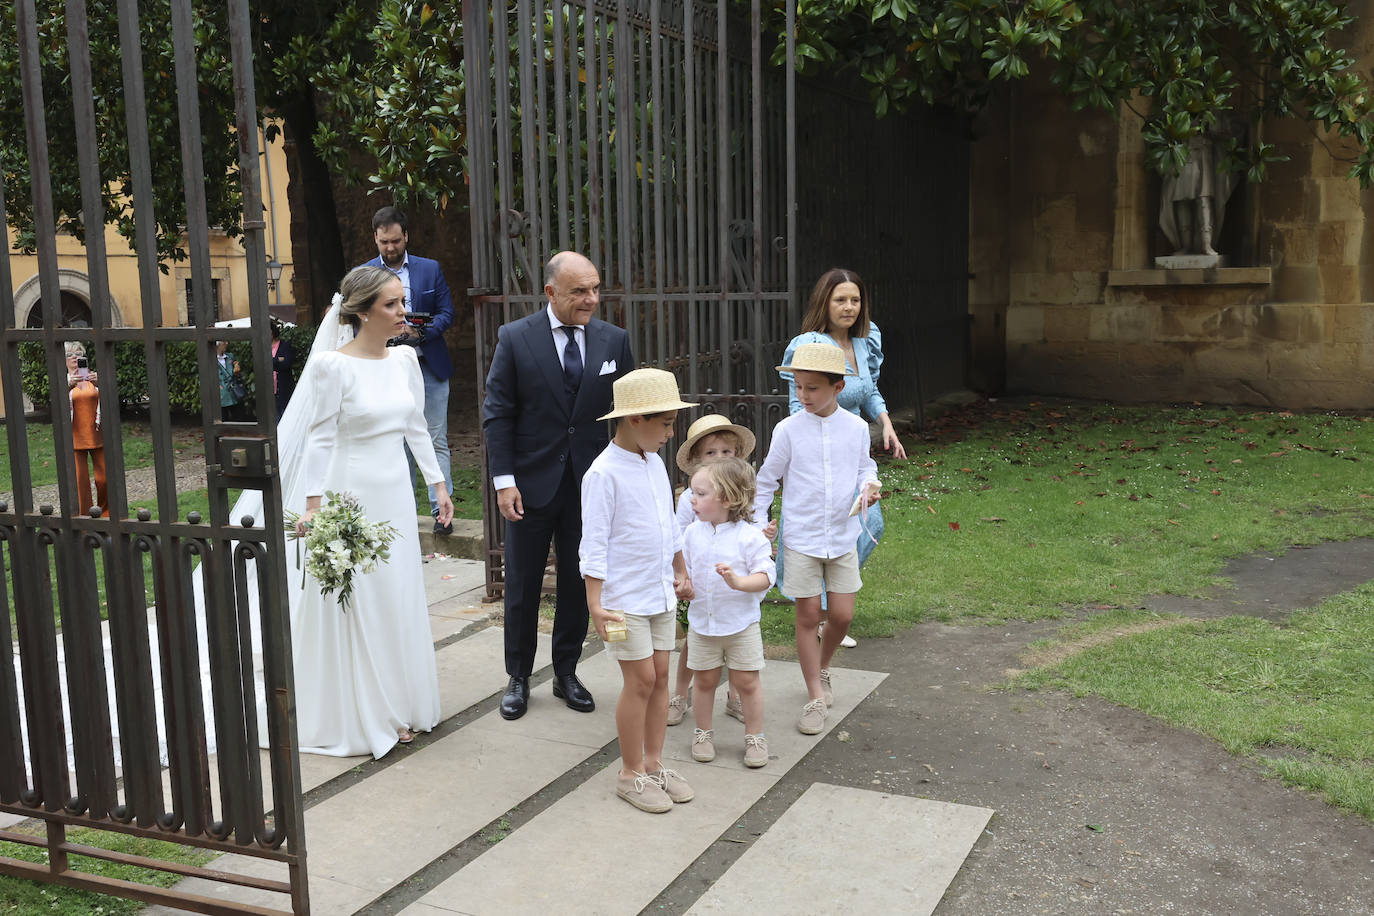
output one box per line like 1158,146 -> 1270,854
280,88 -> 346,326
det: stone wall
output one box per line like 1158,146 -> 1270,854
976,12 -> 1374,409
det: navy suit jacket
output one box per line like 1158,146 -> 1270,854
363,253 -> 457,380
482,310 -> 634,510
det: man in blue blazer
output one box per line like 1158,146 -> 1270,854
482,251 -> 634,719
364,206 -> 456,532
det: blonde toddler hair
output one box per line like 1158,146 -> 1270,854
699,456 -> 756,524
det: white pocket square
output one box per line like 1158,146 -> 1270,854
598,360 -> 617,376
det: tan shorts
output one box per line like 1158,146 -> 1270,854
686,622 -> 765,672
781,546 -> 862,598
604,610 -> 676,662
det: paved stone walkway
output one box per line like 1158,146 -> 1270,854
130,557 -> 987,915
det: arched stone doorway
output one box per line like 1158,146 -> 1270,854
11,269 -> 125,328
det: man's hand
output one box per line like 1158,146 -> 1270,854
674,573 -> 694,601
497,485 -> 524,521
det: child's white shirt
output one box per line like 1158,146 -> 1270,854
579,442 -> 681,615
752,408 -> 878,558
682,519 -> 775,636
675,487 -> 695,534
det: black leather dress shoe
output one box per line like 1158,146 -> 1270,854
500,676 -> 529,720
552,673 -> 595,712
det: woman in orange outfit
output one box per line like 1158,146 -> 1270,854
64,342 -> 106,517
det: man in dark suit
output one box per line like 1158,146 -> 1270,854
363,206 -> 457,533
482,251 -> 634,719
270,321 -> 295,419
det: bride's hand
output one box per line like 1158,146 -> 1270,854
435,490 -> 454,527
295,509 -> 314,537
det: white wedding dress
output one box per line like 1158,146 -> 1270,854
289,346 -> 443,758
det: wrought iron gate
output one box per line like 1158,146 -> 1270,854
465,0 -> 798,596
0,1 -> 308,913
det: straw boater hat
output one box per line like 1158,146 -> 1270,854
775,341 -> 857,377
598,367 -> 694,421
675,414 -> 757,472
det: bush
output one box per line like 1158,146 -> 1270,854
16,327 -> 316,417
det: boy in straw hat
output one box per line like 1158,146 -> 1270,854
752,342 -> 880,735
666,415 -> 776,727
580,368 -> 697,813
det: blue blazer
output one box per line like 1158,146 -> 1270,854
363,254 -> 457,381
482,310 -> 634,509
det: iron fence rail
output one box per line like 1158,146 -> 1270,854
0,0 -> 308,912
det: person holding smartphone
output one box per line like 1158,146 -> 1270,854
64,341 -> 106,517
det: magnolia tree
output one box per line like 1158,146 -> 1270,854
770,0 -> 1374,183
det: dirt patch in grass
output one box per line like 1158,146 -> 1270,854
1013,617 -> 1194,673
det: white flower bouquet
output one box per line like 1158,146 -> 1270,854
285,491 -> 398,613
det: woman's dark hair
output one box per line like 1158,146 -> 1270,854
800,268 -> 870,338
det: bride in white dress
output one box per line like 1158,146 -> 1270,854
288,265 -> 453,758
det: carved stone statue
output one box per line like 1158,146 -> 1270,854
1158,129 -> 1238,263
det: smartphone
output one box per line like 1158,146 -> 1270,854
76,357 -> 89,380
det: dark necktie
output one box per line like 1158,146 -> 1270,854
560,325 -> 583,393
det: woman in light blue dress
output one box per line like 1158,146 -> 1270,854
777,268 -> 907,642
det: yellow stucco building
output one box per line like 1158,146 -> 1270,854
2,123 -> 295,416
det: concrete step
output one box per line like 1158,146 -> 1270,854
417,517 -> 485,561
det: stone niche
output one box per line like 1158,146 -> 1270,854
991,41 -> 1374,409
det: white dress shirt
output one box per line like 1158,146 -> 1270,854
579,441 -> 682,615
491,303 -> 585,493
675,487 -> 695,533
752,408 -> 878,559
682,519 -> 775,636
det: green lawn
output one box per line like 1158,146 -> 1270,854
0,825 -> 215,914
1015,592 -> 1374,819
801,400 -> 1374,635
0,420 -> 200,495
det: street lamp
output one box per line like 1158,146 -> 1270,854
265,257 -> 283,291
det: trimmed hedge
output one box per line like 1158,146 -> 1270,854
17,323 -> 316,416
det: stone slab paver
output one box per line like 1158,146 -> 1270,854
404,663 -> 887,916
686,783 -> 993,914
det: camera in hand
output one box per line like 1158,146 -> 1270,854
387,311 -> 434,347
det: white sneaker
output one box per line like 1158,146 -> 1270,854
840,633 -> 857,648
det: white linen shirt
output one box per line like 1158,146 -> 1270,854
579,442 -> 682,615
752,407 -> 878,558
675,487 -> 695,534
682,519 -> 775,636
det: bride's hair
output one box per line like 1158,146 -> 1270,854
337,266 -> 397,330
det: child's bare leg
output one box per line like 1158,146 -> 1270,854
641,649 -> 672,772
729,669 -> 764,734
691,666 -> 722,731
819,591 -> 856,670
794,595 -> 824,701
725,665 -> 739,706
617,656 -> 657,775
673,641 -> 694,699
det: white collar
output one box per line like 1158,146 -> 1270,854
546,303 -> 583,334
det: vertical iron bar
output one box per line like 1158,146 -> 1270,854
464,0 -> 494,289
584,0 -> 600,269
616,0 -> 636,349
569,5 -> 585,256
651,1 -> 667,372
716,0 -> 731,394
599,8 -> 615,298
113,0 -> 170,827
493,1 -> 516,296
552,0 -> 570,253
785,0 -> 797,327
534,0 -> 553,261
170,0 -> 218,836
14,0 -> 74,811
750,0 -> 763,395
685,0 -> 698,392
518,0 -> 540,287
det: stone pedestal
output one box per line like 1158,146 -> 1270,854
1155,254 -> 1225,269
